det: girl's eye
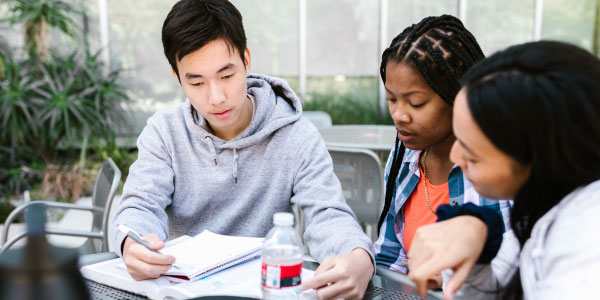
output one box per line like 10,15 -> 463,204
463,155 -> 477,164
410,102 -> 425,108
386,98 -> 397,103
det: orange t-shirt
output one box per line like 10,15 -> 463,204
403,165 -> 450,253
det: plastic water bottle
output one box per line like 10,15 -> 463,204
261,212 -> 304,300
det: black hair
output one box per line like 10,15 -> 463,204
462,40 -> 600,299
377,15 -> 485,231
162,0 -> 247,79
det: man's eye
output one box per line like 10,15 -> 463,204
190,82 -> 203,86
223,73 -> 234,79
386,98 -> 397,103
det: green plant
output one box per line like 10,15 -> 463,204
0,48 -> 130,198
27,52 -> 129,162
91,132 -> 137,181
4,0 -> 77,62
0,148 -> 43,200
0,49 -> 39,162
304,92 -> 394,125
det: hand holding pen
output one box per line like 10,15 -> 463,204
118,224 -> 177,281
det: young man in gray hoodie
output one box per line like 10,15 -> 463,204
111,0 -> 374,299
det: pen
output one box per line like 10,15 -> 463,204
117,224 -> 179,269
117,224 -> 159,253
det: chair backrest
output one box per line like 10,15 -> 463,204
327,147 -> 384,239
302,111 -> 332,128
87,158 -> 121,253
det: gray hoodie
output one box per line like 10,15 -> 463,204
111,74 -> 373,262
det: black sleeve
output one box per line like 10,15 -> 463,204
436,203 -> 504,264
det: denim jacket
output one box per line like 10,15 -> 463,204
374,146 -> 513,274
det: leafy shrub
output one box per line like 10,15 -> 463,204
303,92 -> 393,125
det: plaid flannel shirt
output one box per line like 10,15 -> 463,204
374,146 -> 513,274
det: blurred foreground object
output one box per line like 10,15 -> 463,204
0,203 -> 90,300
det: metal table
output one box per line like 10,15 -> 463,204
318,125 -> 397,163
79,253 -> 441,300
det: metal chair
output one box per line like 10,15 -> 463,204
0,158 -> 121,255
328,147 -> 384,240
302,111 -> 333,128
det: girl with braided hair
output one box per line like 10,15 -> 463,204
374,15 -> 512,281
408,40 -> 600,300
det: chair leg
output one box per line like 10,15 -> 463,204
0,231 -> 28,256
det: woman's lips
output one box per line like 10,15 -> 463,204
397,130 -> 415,142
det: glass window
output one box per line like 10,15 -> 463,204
232,0 -> 298,76
467,0 -> 535,55
387,1 -> 459,44
105,0 -> 183,109
542,0 -> 596,51
303,0 -> 380,114
306,0 -> 379,76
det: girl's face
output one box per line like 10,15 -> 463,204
450,88 -> 531,200
385,61 -> 454,150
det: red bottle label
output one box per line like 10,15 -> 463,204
261,262 -> 303,289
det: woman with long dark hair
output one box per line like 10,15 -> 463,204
374,14 -> 512,285
407,40 -> 600,299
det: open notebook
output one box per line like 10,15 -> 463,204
82,255 -> 315,299
80,231 -> 315,299
159,231 -> 263,282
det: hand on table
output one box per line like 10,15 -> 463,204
301,248 -> 374,300
403,259 -> 443,290
407,216 -> 488,300
122,234 -> 176,280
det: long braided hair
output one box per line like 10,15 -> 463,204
377,15 -> 485,232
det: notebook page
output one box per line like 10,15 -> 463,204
160,230 -> 264,275
161,258 -> 315,299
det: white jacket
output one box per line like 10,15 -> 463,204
445,179 -> 600,300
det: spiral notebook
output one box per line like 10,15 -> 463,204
159,230 -> 264,282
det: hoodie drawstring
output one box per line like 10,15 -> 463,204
206,136 -> 239,183
205,137 -> 217,165
232,148 -> 239,184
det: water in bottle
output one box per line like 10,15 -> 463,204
261,212 -> 304,300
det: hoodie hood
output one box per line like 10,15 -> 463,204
184,73 -> 303,149
182,73 -> 303,183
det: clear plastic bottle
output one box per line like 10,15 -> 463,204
261,212 -> 304,300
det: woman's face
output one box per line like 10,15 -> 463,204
385,61 -> 454,150
450,88 -> 531,200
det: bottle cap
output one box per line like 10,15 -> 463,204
273,212 -> 294,226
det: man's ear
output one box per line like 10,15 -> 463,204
171,67 -> 181,83
244,48 -> 251,76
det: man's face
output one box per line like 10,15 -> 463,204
175,39 -> 252,140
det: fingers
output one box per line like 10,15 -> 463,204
143,233 -> 166,251
425,273 -> 443,290
122,235 -> 175,281
303,266 -> 341,291
409,254 -> 449,299
444,262 -> 472,299
315,280 -> 359,300
128,260 -> 172,280
302,258 -> 335,291
304,250 -> 371,300
314,256 -> 336,276
309,269 -> 362,300
131,243 -> 175,265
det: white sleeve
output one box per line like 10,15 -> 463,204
527,185 -> 600,300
